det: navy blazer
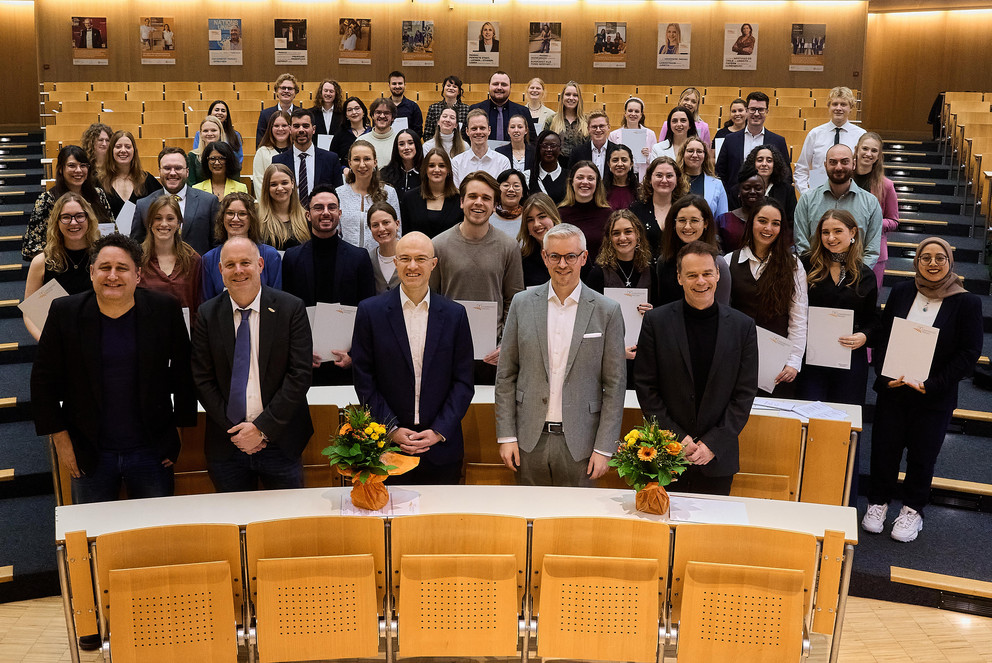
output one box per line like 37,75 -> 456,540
256,104 -> 300,147
132,186 -> 219,256
567,140 -> 620,172
272,146 -> 344,191
468,98 -> 530,141
352,289 -> 475,467
871,280 -> 983,411
495,144 -> 536,174
715,128 -> 792,198
281,237 -> 376,307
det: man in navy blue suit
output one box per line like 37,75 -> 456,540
352,231 -> 475,484
715,91 -> 791,203
272,109 -> 343,206
282,185 -> 376,385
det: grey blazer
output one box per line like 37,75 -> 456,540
368,246 -> 400,294
495,282 -> 626,461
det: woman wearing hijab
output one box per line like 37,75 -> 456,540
863,238 -> 982,543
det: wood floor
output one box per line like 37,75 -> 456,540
0,595 -> 990,662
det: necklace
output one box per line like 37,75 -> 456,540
922,295 -> 935,312
616,261 -> 635,287
66,249 -> 85,270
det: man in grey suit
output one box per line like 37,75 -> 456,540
495,223 -> 626,486
130,147 -> 218,255
633,241 -> 758,496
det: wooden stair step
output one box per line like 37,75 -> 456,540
891,566 -> 992,600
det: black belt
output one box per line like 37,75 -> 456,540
543,422 -> 564,434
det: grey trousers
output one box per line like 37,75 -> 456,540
518,431 -> 593,487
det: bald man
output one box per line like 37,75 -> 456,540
351,232 -> 475,484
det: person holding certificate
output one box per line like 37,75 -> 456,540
863,238 -> 982,542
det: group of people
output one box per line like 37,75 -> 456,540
24,71 -> 982,546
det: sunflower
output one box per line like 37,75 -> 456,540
637,446 -> 658,461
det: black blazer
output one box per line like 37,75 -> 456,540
310,107 -> 343,136
132,186 -> 219,256
272,146 -> 344,190
495,144 -> 536,174
633,300 -> 758,477
31,289 -> 197,473
477,38 -> 499,52
399,190 -> 462,239
281,237 -> 376,307
256,104 -> 299,147
715,128 -> 792,199
871,280 -> 983,411
191,286 -> 314,461
567,140 -> 619,171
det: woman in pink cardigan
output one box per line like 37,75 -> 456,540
854,132 -> 899,288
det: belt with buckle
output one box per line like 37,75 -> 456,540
543,422 -> 564,434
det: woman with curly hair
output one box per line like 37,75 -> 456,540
257,163 -> 310,251
138,194 -> 202,315
80,122 -> 112,178
742,144 -> 796,224
100,130 -> 162,216
200,192 -> 282,301
629,156 -> 687,256
193,141 -> 247,200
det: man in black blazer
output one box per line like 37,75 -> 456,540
283,185 -> 376,385
468,71 -> 529,142
352,231 -> 475,484
568,110 -> 618,176
256,73 -> 301,147
31,233 -> 196,503
715,91 -> 791,200
76,18 -> 104,48
272,109 -> 343,206
130,147 -> 218,255
633,241 -> 758,496
192,237 -> 314,492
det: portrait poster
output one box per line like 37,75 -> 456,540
790,24 -> 825,72
139,17 -> 176,65
528,22 -> 561,68
402,21 -> 434,67
467,21 -> 500,67
339,18 -> 371,65
71,17 -> 109,65
723,22 -> 757,71
274,19 -> 307,65
657,22 -> 690,70
208,19 -> 242,65
593,22 -> 626,69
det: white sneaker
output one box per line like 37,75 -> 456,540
891,506 -> 923,542
861,503 -> 888,534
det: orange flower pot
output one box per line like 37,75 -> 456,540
635,482 -> 670,515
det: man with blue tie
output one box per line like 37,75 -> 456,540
352,231 -> 475,484
272,109 -> 343,206
191,237 -> 314,492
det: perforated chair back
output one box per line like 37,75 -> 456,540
108,560 -> 237,663
677,561 -> 805,662
537,554 -> 660,663
255,554 -> 379,662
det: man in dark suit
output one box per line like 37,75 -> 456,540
715,91 -> 791,201
283,185 -> 376,385
130,147 -> 218,255
272,109 -> 343,206
388,70 -> 424,138
77,18 -> 104,48
192,237 -> 314,492
568,110 -> 618,176
256,73 -> 301,147
468,71 -> 529,142
352,231 -> 475,484
31,233 -> 196,503
633,241 -> 758,496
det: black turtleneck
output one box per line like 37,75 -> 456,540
683,300 -> 720,407
311,233 -> 340,303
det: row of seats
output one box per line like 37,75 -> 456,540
941,93 -> 992,230
68,514 -> 842,662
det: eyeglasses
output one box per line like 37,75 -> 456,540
224,211 -> 250,219
278,86 -> 297,92
545,252 -> 584,265
208,156 -> 227,163
918,254 -> 948,265
160,165 -> 186,173
310,204 -> 339,213
675,217 -> 704,227
396,255 -> 433,265
373,110 -> 393,117
747,107 -> 768,114
59,213 -> 88,224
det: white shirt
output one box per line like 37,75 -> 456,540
590,141 -> 608,176
451,148 -> 511,187
291,144 -> 315,191
378,252 -> 396,281
649,140 -> 677,161
536,163 -> 562,196
723,248 -> 809,370
742,126 -> 766,162
546,282 -> 581,423
400,288 -> 431,425
229,289 -> 263,423
321,108 -> 335,133
907,291 -> 942,326
171,185 -> 189,216
794,120 -> 866,193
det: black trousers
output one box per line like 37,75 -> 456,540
673,465 -> 734,496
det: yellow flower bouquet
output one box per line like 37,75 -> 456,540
608,418 -> 689,514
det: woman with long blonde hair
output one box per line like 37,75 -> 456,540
186,116 -> 227,185
545,81 -> 587,159
257,163 -> 310,250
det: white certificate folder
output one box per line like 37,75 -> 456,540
880,317 -> 939,382
755,327 -> 792,393
806,306 -> 853,369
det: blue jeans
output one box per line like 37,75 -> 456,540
207,444 -> 304,492
71,448 -> 175,504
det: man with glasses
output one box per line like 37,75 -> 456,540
495,223 -> 625,486
568,111 -> 618,176
715,91 -> 791,202
131,147 -> 218,255
366,97 -> 399,167
273,109 -> 343,206
352,231 -> 475,484
256,73 -> 301,147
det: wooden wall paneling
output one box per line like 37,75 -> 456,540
1,1 -> 40,128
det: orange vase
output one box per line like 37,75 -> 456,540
635,482 -> 670,515
350,474 -> 389,510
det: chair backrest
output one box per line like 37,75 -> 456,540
799,418 -> 853,505
670,523 -> 817,623
108,560 -> 237,663
530,516 -> 669,611
245,515 -> 386,605
537,554 -> 660,663
736,414 -> 804,500
677,561 -> 805,663
255,554 -> 379,663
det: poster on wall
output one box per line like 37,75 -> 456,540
657,22 -> 690,70
528,22 -> 561,68
71,17 -> 108,65
467,21 -> 500,67
274,19 -> 307,65
339,18 -> 371,65
139,17 -> 175,65
723,22 -> 758,70
593,22 -> 626,69
402,21 -> 434,67
208,19 -> 242,65
790,24 -> 825,72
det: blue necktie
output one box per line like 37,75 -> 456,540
227,308 -> 251,424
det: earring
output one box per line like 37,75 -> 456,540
850,238 -> 855,244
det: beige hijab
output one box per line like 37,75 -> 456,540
914,237 -> 966,300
